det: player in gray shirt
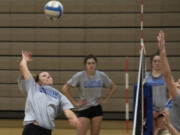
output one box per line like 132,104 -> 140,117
62,55 -> 117,135
156,30 -> 180,134
18,51 -> 80,135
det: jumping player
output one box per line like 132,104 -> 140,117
18,51 -> 80,135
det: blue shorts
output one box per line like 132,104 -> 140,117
77,105 -> 103,119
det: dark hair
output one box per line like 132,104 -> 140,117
32,73 -> 39,82
84,54 -> 98,65
150,51 -> 160,64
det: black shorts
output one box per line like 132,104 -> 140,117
22,123 -> 51,135
77,105 -> 103,119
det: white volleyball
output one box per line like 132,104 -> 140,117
44,0 -> 63,20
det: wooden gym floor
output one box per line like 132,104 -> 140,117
0,119 -> 132,135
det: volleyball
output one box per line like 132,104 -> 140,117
44,0 -> 63,20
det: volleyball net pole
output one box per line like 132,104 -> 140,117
125,57 -> 129,135
132,0 -> 146,134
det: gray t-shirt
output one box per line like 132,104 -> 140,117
170,89 -> 180,132
145,72 -> 169,111
67,70 -> 112,110
18,75 -> 73,130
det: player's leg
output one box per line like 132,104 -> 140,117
90,105 -> 103,135
90,116 -> 103,135
77,117 -> 90,135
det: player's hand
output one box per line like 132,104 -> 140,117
22,50 -> 32,62
157,30 -> 166,51
153,111 -> 161,119
175,79 -> 180,89
159,110 -> 170,127
74,99 -> 87,107
68,117 -> 81,128
97,98 -> 107,105
157,116 -> 166,129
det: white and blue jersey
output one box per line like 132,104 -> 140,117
18,75 -> 73,130
67,70 -> 112,110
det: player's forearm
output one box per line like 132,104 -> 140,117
62,85 -> 77,106
19,59 -> 30,80
64,109 -> 80,128
160,49 -> 178,98
64,109 -> 77,120
104,83 -> 117,102
160,49 -> 171,79
167,123 -> 180,135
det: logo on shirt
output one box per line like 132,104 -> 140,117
146,78 -> 165,86
83,80 -> 101,88
40,87 -> 59,99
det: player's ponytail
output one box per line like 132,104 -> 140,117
32,73 -> 39,82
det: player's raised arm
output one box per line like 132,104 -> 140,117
19,51 -> 32,80
157,31 -> 178,99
